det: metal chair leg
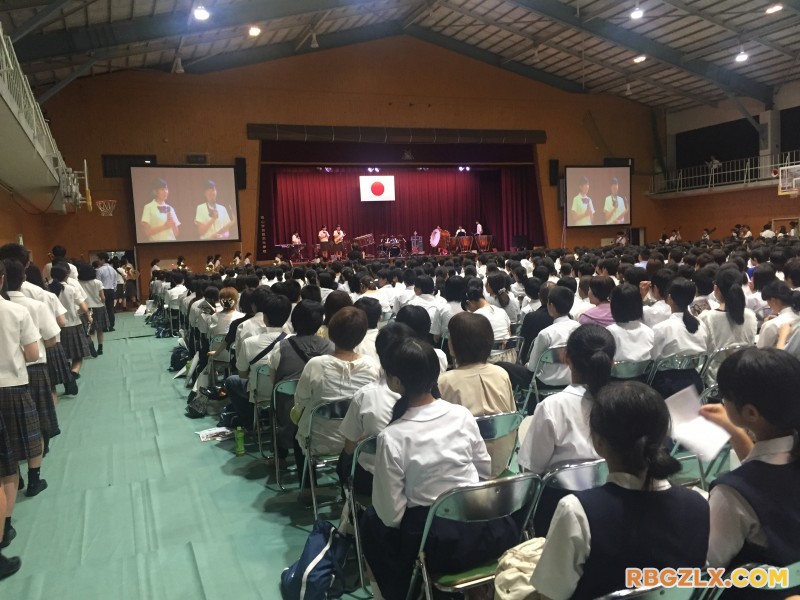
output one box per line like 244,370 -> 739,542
350,492 -> 368,591
272,400 -> 284,490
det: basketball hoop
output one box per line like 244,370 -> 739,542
96,199 -> 117,216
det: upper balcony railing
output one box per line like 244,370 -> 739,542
649,150 -> 800,195
0,22 -> 65,179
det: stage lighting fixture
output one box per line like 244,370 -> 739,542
367,167 -> 380,173
630,3 -> 644,19
458,166 -> 471,172
310,33 -> 319,49
193,5 -> 210,20
249,25 -> 261,37
173,57 -> 185,74
765,4 -> 783,14
735,45 -> 748,63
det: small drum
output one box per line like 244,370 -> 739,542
388,246 -> 401,257
388,237 -> 399,246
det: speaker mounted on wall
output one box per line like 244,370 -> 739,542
548,159 -> 559,187
234,157 -> 247,190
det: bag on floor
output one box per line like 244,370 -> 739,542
169,346 -> 189,372
280,518 -> 351,599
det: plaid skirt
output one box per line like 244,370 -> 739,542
0,410 -> 14,478
0,385 -> 42,468
61,324 -> 91,361
46,343 -> 74,385
91,306 -> 111,332
27,364 -> 59,438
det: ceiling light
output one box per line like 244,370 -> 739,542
630,3 -> 644,19
193,5 -> 210,21
625,82 -> 632,96
633,55 -> 647,63
765,4 -> 783,14
735,45 -> 748,63
248,25 -> 261,37
173,57 -> 184,74
310,33 -> 319,49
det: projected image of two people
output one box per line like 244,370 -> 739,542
567,167 -> 631,227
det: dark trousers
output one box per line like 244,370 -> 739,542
103,288 -> 116,328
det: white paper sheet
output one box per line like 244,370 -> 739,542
665,386 -> 730,462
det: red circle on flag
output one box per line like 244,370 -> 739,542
371,182 -> 385,196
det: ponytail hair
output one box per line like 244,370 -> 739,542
385,337 -> 440,424
668,277 -> 700,334
48,265 -> 68,296
718,347 -> 800,460
566,324 -> 616,397
761,281 -> 800,312
487,272 -> 510,308
591,381 -> 680,488
715,267 -> 746,325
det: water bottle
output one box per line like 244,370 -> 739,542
235,426 -> 245,456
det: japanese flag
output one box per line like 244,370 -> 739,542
359,176 -> 396,202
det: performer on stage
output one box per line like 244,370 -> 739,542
318,225 -> 330,260
333,225 -> 345,260
475,221 -> 483,236
614,230 -> 628,246
603,176 -> 628,225
292,231 -> 302,246
455,225 -> 467,237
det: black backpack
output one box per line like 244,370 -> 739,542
169,346 -> 189,372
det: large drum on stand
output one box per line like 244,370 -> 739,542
476,234 -> 493,252
458,235 -> 474,253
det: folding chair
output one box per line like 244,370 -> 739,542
167,296 -> 181,337
348,435 -> 377,591
208,334 -> 230,384
647,352 -> 708,386
489,336 -> 522,364
475,412 -> 524,477
270,378 -> 299,490
670,446 -> 731,491
699,384 -> 720,405
611,359 -> 653,381
405,473 -> 542,600
301,399 -> 350,519
700,343 -> 750,388
519,345 -> 568,415
252,365 -> 273,459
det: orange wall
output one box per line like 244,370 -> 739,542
0,190 -> 48,265
39,34 -> 667,261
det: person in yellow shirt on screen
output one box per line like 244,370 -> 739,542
570,176 -> 595,226
604,176 -> 628,225
140,178 -> 180,242
195,180 -> 234,240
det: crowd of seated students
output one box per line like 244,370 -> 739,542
0,242 -> 120,580
151,235 -> 800,599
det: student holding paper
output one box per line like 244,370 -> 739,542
700,348 -> 800,571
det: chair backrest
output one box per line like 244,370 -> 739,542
308,399 -> 351,435
611,359 -> 653,380
699,384 -> 720,405
541,459 -> 608,492
476,412 -> 523,441
274,379 -> 299,398
253,365 -> 272,401
351,435 -> 378,479
419,473 -> 541,549
492,336 -> 522,351
648,353 -> 707,384
701,343 -> 750,384
534,344 -> 567,369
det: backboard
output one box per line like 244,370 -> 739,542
779,165 -> 800,196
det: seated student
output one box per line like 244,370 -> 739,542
465,278 -> 512,361
359,337 -> 519,600
757,281 -> 800,349
651,277 -> 709,397
642,268 -> 675,327
519,283 -> 554,363
518,324 -> 615,534
294,307 -> 380,469
699,267 -> 757,353
486,272 -> 521,324
606,283 -> 654,363
432,275 -> 466,344
747,262 -> 777,323
690,266 -> 719,316
353,297 -> 381,362
570,275 -> 592,320
527,286 -> 579,385
406,275 -> 448,336
700,348 -> 800,575
317,290 -> 353,341
578,275 -> 615,327
339,323 -> 410,496
531,381 -> 709,600
395,305 -> 448,372
438,312 -> 517,477
520,276 -> 543,316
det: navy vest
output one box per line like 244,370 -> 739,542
710,460 -> 800,568
571,483 -> 709,600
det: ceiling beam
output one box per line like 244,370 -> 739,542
439,0 -> 718,107
293,9 -> 330,52
660,0 -> 798,60
404,23 -> 585,94
12,0 -> 400,63
682,15 -> 800,61
10,0 -> 71,42
37,54 -> 97,103
506,0 -> 774,106
0,0 -> 48,11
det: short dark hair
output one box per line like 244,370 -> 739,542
291,299 -> 325,335
547,285 -> 574,315
323,290 -> 353,325
610,283 -> 643,323
414,275 -> 435,295
443,276 -> 467,302
2,259 -> 25,291
448,312 -> 493,365
328,306 -> 368,349
52,245 -> 67,258
354,296 -> 382,329
263,294 -> 292,327
692,267 -> 715,296
396,305 -> 432,339
375,322 -> 415,370
588,276 -> 615,302
557,276 -> 577,294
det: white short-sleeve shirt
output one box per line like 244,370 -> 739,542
339,378 -> 400,473
7,292 -> 59,366
651,313 -> 708,360
606,320 -> 654,362
0,297 -> 40,386
141,200 -> 180,242
195,203 -> 232,240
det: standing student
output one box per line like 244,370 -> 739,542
359,337 -> 519,600
95,253 -> 117,331
530,381 -> 709,600
49,266 -> 92,381
77,263 -> 109,356
0,259 -> 45,576
701,348 -> 800,572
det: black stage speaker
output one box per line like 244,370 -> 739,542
512,235 -> 530,250
234,157 -> 247,190
558,178 -> 566,210
548,159 -> 559,186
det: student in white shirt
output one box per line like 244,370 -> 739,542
531,381 -> 709,600
465,279 -> 511,357
757,281 -> 800,348
699,267 -> 756,354
486,272 -> 521,324
700,348 -> 800,570
353,297 -> 381,362
642,268 -> 675,328
77,263 -> 109,356
49,265 -> 91,382
392,269 -> 417,314
433,275 -> 466,345
606,283 -> 654,362
395,306 -> 449,373
526,286 -> 579,386
650,277 -> 709,398
520,276 -> 543,316
406,275 -> 449,338
569,275 -> 592,320
359,336 -> 518,600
